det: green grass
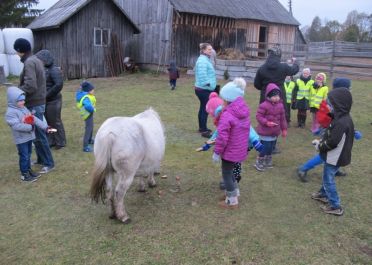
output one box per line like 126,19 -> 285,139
1,73 -> 371,264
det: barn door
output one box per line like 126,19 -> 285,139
258,26 -> 267,57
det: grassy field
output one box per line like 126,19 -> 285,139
0,73 -> 371,265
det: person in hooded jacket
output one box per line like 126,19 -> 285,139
35,50 -> 66,149
310,88 -> 354,216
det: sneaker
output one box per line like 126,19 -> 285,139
264,156 -> 273,169
311,192 -> 328,204
21,172 -> 38,182
335,170 -> 347,177
297,168 -> 308,182
39,166 -> 54,174
83,146 -> 93,152
218,196 -> 239,209
28,169 -> 41,178
320,205 -> 344,216
254,158 -> 265,171
201,131 -> 212,138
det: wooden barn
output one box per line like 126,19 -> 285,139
28,0 -> 140,79
117,0 -> 302,68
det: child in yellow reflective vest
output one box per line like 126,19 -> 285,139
310,73 -> 328,134
75,81 -> 96,152
284,75 -> 295,125
292,68 -> 313,128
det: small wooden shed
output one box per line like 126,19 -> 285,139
118,0 -> 302,67
28,0 -> 140,79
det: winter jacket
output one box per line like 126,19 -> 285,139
256,85 -> 287,136
5,86 -> 48,144
316,100 -> 332,128
319,88 -> 354,167
214,97 -> 250,162
35,50 -> 64,103
194,54 -> 216,91
19,53 -> 47,108
76,91 -> 96,120
254,54 -> 299,103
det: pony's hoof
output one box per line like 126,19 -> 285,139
121,218 -> 131,224
148,183 -> 157,188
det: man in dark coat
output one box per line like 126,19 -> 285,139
254,46 -> 300,122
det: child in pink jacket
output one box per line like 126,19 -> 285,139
213,78 -> 250,209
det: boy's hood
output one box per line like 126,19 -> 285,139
328,88 -> 352,118
7,86 -> 25,107
76,90 -> 88,101
35,49 -> 54,67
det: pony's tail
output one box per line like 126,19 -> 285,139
90,133 -> 114,203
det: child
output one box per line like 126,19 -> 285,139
310,87 -> 354,216
284,75 -> 295,125
5,86 -> 53,182
76,81 -> 96,152
292,68 -> 313,128
309,73 -> 328,134
212,78 -> 250,209
255,83 -> 287,171
167,61 -> 179,90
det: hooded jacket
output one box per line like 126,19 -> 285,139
254,53 -> 299,103
318,88 -> 354,166
19,53 -> 47,108
214,97 -> 250,162
35,50 -> 64,102
5,86 -> 48,144
256,85 -> 287,136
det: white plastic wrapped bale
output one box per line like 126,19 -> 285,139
7,54 -> 23,76
3,28 -> 34,54
0,30 -> 5,53
0,54 -> 10,77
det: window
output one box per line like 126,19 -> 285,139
94,27 -> 111,46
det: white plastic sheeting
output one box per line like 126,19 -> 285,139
0,54 -> 10,77
0,30 -> 4,54
3,28 -> 34,54
7,54 -> 23,76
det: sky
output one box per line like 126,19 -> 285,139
35,0 -> 372,27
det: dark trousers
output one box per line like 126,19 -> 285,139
297,109 -> 307,126
259,140 -> 277,157
194,88 -> 211,132
45,97 -> 66,147
169,79 -> 177,88
16,140 -> 32,174
28,105 -> 54,167
83,114 -> 94,148
285,102 -> 291,123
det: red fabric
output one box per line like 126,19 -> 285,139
23,114 -> 34,125
316,100 -> 332,128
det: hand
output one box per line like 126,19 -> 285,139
354,130 -> 362,140
205,139 -> 215,145
23,114 -> 34,125
266,121 -> 278,127
282,129 -> 287,138
46,127 -> 57,133
312,139 -> 320,151
212,152 -> 220,163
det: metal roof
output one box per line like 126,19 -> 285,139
169,0 -> 300,26
28,0 -> 140,33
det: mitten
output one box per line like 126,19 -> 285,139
23,114 -> 35,125
266,121 -> 278,127
354,130 -> 362,140
196,143 -> 211,152
212,152 -> 220,163
282,129 -> 288,138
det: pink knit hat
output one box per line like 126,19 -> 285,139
206,92 -> 223,117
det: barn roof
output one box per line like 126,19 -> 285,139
169,0 -> 300,26
28,0 -> 140,33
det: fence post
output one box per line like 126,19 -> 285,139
330,40 -> 336,80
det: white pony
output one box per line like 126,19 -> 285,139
90,108 -> 165,224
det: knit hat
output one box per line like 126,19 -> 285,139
81,81 -> 94,92
219,78 -> 246,102
332,77 -> 351,90
206,92 -> 223,117
302,68 -> 311,75
267,88 -> 280,98
17,94 -> 26,101
315,73 -> 327,83
13,38 -> 31,53
268,46 -> 281,58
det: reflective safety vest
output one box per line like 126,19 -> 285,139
76,94 -> 96,120
296,79 -> 314,100
284,81 -> 295,103
310,85 -> 328,109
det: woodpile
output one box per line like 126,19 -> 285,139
105,33 -> 125,77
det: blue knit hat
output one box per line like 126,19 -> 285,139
81,81 -> 94,92
219,78 -> 246,102
332,78 -> 351,90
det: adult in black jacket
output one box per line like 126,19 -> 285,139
35,50 -> 66,149
254,47 -> 300,122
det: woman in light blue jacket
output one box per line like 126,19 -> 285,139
194,43 -> 217,138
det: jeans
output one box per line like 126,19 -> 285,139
16,140 -> 32,173
195,88 -> 212,132
259,140 -> 277,157
221,159 -> 238,197
83,114 -> 94,148
299,154 -> 323,172
28,105 -> 54,167
319,163 -> 341,208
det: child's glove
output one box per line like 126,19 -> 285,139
195,143 -> 211,152
354,130 -> 362,140
282,129 -> 287,138
23,114 -> 35,125
312,139 -> 320,151
212,152 -> 220,163
252,140 -> 263,152
46,127 -> 57,133
266,121 -> 278,127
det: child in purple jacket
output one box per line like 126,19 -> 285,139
212,78 -> 250,209
255,83 -> 287,171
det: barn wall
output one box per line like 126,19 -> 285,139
118,0 -> 173,65
33,0 -> 137,79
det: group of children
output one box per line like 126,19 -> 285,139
198,74 -> 355,216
